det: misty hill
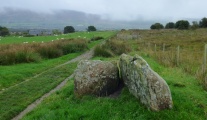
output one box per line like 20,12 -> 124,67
0,8 -> 151,30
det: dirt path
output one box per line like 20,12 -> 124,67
11,49 -> 94,120
0,49 -> 94,94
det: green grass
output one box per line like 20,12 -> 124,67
0,30 -> 117,120
0,62 -> 78,120
0,31 -> 116,44
22,56 -> 207,120
0,31 -> 115,90
0,52 -> 81,90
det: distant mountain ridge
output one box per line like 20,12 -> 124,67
0,8 -> 152,30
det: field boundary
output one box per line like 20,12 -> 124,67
11,48 -> 94,120
0,49 -> 93,94
12,74 -> 74,120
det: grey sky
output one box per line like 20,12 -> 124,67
0,0 -> 206,21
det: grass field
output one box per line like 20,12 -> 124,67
21,29 -> 207,120
2,29 -> 207,120
0,31 -> 116,120
0,31 -> 116,90
0,62 -> 78,120
0,31 -> 116,44
22,55 -> 207,120
118,29 -> 207,87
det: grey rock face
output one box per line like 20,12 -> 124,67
119,54 -> 173,111
74,60 -> 119,97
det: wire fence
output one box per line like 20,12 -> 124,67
139,42 -> 207,86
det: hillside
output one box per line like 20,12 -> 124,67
0,8 -> 152,30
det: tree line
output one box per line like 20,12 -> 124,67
0,25 -> 97,37
63,26 -> 96,34
151,17 -> 207,30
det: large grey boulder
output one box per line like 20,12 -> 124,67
119,54 -> 173,111
74,60 -> 119,97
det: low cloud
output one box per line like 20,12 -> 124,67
0,0 -> 206,21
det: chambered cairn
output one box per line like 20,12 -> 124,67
74,60 -> 119,97
119,54 -> 173,111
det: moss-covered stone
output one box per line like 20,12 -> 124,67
119,54 -> 173,111
74,60 -> 119,97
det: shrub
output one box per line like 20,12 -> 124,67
165,22 -> 175,29
93,39 -> 131,57
0,39 -> 88,65
61,39 -> 87,54
94,45 -> 114,57
150,23 -> 164,30
175,20 -> 190,30
15,51 -> 41,63
106,40 -> 131,55
64,26 -> 75,34
199,17 -> 207,28
0,26 -> 9,36
0,50 -> 16,65
91,36 -> 104,41
36,45 -> 63,59
23,35 -> 35,37
87,26 -> 96,31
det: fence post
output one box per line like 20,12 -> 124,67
177,46 -> 180,66
148,42 -> 151,49
163,43 -> 165,52
204,44 -> 207,73
154,44 -> 157,52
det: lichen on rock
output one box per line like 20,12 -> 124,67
119,54 -> 173,111
74,60 -> 119,97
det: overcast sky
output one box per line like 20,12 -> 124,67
0,0 -> 206,21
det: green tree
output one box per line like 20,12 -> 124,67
64,26 -> 75,34
165,22 -> 175,29
52,29 -> 62,35
191,21 -> 199,30
150,23 -> 164,30
199,17 -> 207,28
87,26 -> 96,31
175,20 -> 190,30
0,26 -> 10,36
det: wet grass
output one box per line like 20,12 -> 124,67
0,62 -> 78,120
0,31 -> 117,120
0,31 -> 116,44
22,29 -> 207,119
22,55 -> 207,120
0,31 -> 115,90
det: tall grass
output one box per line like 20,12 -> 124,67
0,39 -> 87,65
117,29 -> 207,89
94,39 -> 131,57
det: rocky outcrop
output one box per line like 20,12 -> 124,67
74,60 -> 119,97
119,54 -> 173,111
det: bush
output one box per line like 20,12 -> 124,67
150,23 -> 164,30
94,45 -> 114,57
106,40 -> 131,55
23,35 -> 35,37
15,51 -> 41,63
0,50 -> 16,65
37,45 -> 63,59
61,39 -> 87,54
0,39 -> 88,65
175,20 -> 190,30
165,22 -> 175,29
87,26 -> 96,31
64,26 -> 75,34
91,36 -> 104,41
93,39 -> 131,57
199,17 -> 207,28
0,26 -> 9,36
